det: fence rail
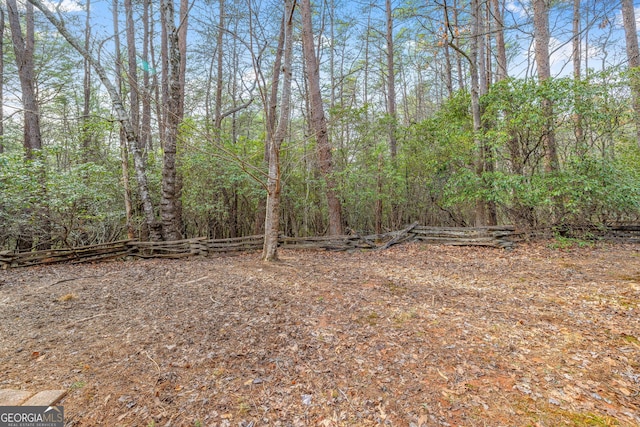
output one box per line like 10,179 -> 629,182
0,224 -> 636,269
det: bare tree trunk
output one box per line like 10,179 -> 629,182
442,4 -> 454,98
7,0 -> 42,156
30,0 -> 159,239
572,0 -> 584,146
492,0 -> 507,81
533,0 -> 559,172
385,0 -> 397,159
113,0 -> 135,239
124,0 -> 140,148
621,0 -> 640,148
141,0 -> 152,154
469,0 -> 485,227
453,0 -> 464,91
214,0 -> 225,136
81,0 -> 91,159
159,0 -> 185,241
0,7 -> 4,154
263,0 -> 295,261
300,0 -> 343,236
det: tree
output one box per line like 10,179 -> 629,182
572,0 -> 584,145
6,0 -> 42,157
533,0 -> 559,172
159,0 -> 186,241
300,0 -> 343,236
263,0 -> 295,261
492,0 -> 507,82
385,0 -> 397,159
0,5 -> 4,154
28,0 -> 160,239
124,0 -> 139,149
112,0 -> 135,239
621,0 -> 640,148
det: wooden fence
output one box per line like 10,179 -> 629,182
0,223 -> 636,269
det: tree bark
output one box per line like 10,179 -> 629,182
385,0 -> 397,159
141,0 -> 152,153
492,0 -> 507,81
29,0 -> 160,239
159,0 -> 185,241
300,0 -> 343,236
533,0 -> 559,172
572,0 -> 584,146
0,6 -> 4,154
124,0 -> 140,148
112,0 -> 135,239
7,0 -> 42,157
263,0 -> 295,261
214,0 -> 225,136
621,0 -> 640,148
81,0 -> 91,159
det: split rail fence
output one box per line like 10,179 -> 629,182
1,224 -> 637,269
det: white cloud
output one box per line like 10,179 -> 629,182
42,0 -> 83,13
505,0 -> 529,19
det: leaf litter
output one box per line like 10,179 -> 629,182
0,242 -> 638,426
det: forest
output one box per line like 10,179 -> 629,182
1,0 -> 639,258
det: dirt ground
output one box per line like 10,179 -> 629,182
0,242 -> 639,427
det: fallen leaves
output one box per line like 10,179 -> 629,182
0,242 -> 639,425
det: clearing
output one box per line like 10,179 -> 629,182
0,242 -> 638,426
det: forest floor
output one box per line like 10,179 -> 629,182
0,242 -> 639,427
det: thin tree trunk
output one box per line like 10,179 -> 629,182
263,0 -> 295,261
453,0 -> 464,91
141,0 -> 152,153
0,7 -> 4,154
621,0 -> 640,148
533,0 -> 559,172
470,0 -> 485,227
29,0 -> 159,239
159,0 -> 185,241
7,0 -> 42,156
442,4 -> 453,98
215,0 -> 225,136
300,0 -> 343,236
492,0 -> 507,81
82,0 -> 91,159
124,0 -> 140,147
572,0 -> 584,146
113,0 -> 135,239
386,0 -> 397,159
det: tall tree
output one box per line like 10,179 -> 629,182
621,0 -> 640,148
159,0 -> 186,241
214,0 -> 225,134
572,0 -> 584,145
113,0 -> 135,239
124,0 -> 140,148
263,0 -> 295,261
300,0 -> 343,235
6,0 -> 42,157
492,0 -> 507,81
533,0 -> 559,172
141,0 -> 152,153
29,0 -> 160,239
81,0 -> 91,158
385,0 -> 397,159
0,6 -> 4,154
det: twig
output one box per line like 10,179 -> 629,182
183,275 -> 210,285
50,275 -> 102,286
144,350 -> 161,372
65,313 -> 108,328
